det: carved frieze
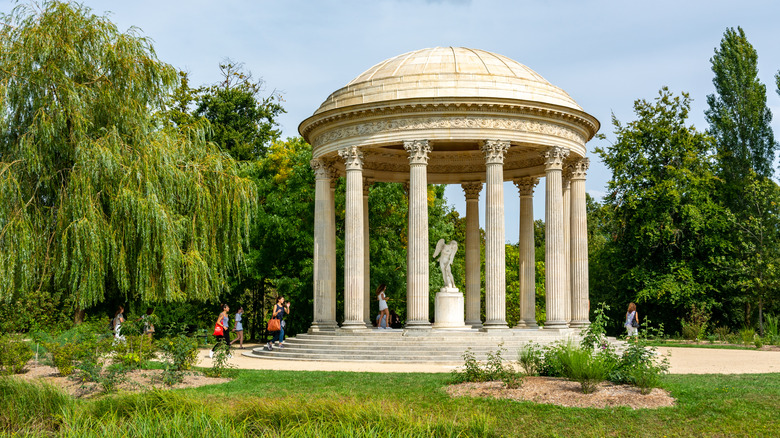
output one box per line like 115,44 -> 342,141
311,115 -> 586,148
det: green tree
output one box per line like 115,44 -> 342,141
705,27 -> 777,192
0,2 -> 255,320
595,88 -> 730,331
194,63 -> 284,161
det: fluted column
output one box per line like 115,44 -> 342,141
338,146 -> 365,330
328,177 -> 337,324
310,159 -> 338,331
543,146 -> 569,329
514,177 -> 539,328
570,158 -> 591,328
462,182 -> 483,328
482,140 -> 510,329
363,178 -> 373,327
404,140 -> 432,328
562,173 -> 572,324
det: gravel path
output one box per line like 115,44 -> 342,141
201,345 -> 780,374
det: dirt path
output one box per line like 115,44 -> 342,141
200,345 -> 780,374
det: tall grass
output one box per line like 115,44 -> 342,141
0,377 -> 74,434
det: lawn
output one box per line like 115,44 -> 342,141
2,370 -> 779,437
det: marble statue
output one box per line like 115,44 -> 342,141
433,239 -> 458,289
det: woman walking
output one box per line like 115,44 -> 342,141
266,297 -> 290,350
376,284 -> 390,330
112,306 -> 125,342
210,304 -> 231,358
625,302 -> 639,340
230,307 -> 245,349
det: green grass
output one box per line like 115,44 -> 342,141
2,370 -> 780,437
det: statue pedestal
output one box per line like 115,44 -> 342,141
433,287 -> 466,329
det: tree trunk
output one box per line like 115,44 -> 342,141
74,307 -> 85,324
758,297 -> 764,337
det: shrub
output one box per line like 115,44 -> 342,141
159,335 -> 199,372
558,345 -> 609,394
740,327 -> 756,346
608,339 -> 669,394
48,342 -> 79,376
713,326 -> 730,342
680,304 -> 710,341
203,342 -> 236,378
580,303 -> 610,350
538,341 -> 568,378
452,345 -> 523,389
763,314 -> 778,344
0,334 -> 33,375
518,342 -> 544,376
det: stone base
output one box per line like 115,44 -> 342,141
514,320 -> 539,329
308,322 -> 338,333
465,320 -> 483,329
433,287 -> 466,329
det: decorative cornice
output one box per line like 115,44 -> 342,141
514,177 -> 540,197
404,140 -> 432,165
300,99 -> 599,142
482,140 -> 510,165
338,146 -> 364,171
570,157 -> 590,180
310,114 -> 587,148
542,146 -> 569,170
461,182 -> 482,200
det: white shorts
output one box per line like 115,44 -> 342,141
379,301 -> 388,311
626,325 -> 638,337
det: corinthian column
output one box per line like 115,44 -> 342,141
462,182 -> 483,328
570,158 -> 591,328
514,177 -> 539,328
482,140 -> 509,329
310,158 -> 337,331
338,146 -> 365,330
543,146 -> 569,329
562,173 -> 572,324
404,140 -> 432,328
363,177 -> 373,327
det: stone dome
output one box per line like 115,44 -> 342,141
299,47 -> 599,184
314,47 -> 583,115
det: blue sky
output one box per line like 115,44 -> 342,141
3,0 -> 779,243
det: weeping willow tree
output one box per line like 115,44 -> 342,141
0,1 -> 256,312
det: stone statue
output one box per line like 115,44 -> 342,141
433,239 -> 458,289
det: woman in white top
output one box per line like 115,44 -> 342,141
376,284 -> 390,329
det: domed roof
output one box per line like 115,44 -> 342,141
314,47 -> 583,114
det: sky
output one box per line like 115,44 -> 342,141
3,0 -> 779,243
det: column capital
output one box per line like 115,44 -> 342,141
310,158 -> 335,180
513,176 -> 540,197
481,140 -> 510,164
569,157 -> 590,180
338,146 -> 364,170
461,181 -> 482,200
542,146 -> 569,170
404,140 -> 432,165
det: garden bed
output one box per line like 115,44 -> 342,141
447,376 -> 676,409
13,363 -> 229,398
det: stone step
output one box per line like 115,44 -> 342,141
245,330 -> 615,363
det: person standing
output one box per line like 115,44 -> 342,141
266,297 -> 290,350
230,307 -> 245,349
625,302 -> 639,340
140,307 -> 155,340
376,284 -> 390,330
210,304 -> 231,358
112,306 -> 125,342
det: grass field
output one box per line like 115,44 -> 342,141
2,370 -> 779,437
